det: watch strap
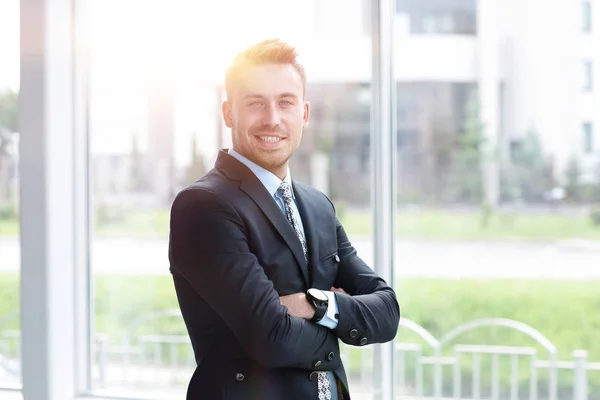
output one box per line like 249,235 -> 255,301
310,301 -> 327,323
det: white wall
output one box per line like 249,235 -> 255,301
581,0 -> 600,161
496,0 -> 581,182
395,35 -> 478,82
46,0 -> 600,186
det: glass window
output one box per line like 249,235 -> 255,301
88,0 -> 373,397
583,60 -> 594,92
583,122 -> 594,154
395,1 -> 600,399
582,1 -> 592,33
396,0 -> 477,35
0,0 -> 21,391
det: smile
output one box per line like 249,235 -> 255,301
259,136 -> 283,143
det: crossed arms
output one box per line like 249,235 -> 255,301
169,188 -> 400,370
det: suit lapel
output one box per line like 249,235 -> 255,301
215,150 -> 310,286
293,183 -> 320,285
239,179 -> 310,286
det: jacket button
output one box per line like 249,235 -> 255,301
314,360 -> 322,368
360,337 -> 368,346
327,352 -> 335,361
350,329 -> 358,338
235,373 -> 245,381
334,254 -> 340,263
309,371 -> 319,381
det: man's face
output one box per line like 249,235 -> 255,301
222,63 -> 309,177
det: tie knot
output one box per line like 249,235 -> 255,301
277,181 -> 293,201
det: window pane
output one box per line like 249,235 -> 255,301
395,1 -> 600,398
397,0 -> 477,35
582,1 -> 592,33
0,0 -> 21,391
583,60 -> 594,91
583,122 -> 594,154
88,0 -> 372,397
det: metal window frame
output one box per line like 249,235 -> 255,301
19,0 -> 93,398
371,1 -> 397,400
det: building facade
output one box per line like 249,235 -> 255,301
83,0 -> 599,207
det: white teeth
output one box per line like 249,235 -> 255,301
259,136 -> 282,143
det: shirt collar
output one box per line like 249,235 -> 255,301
228,148 -> 294,199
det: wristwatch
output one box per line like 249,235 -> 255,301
306,288 -> 329,323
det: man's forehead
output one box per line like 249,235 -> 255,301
234,63 -> 303,97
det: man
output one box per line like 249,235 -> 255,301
169,39 -> 400,400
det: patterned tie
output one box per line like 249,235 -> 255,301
277,181 -> 333,400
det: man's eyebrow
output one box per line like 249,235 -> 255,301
241,94 -> 265,100
241,93 -> 299,100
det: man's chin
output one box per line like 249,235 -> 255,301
256,155 -> 289,172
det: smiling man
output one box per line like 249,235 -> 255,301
168,39 -> 400,400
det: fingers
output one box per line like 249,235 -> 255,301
330,287 -> 347,294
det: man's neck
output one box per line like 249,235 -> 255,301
230,148 -> 288,181
272,167 -> 287,181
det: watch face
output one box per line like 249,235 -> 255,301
308,288 -> 328,302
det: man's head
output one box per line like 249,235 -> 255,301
222,39 -> 309,179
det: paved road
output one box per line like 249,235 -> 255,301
3,237 -> 600,279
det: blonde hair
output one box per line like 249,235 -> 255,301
225,39 -> 306,100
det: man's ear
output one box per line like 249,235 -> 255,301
303,101 -> 310,128
222,101 -> 233,128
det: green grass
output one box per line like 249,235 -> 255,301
342,209 -> 600,240
0,218 -> 18,237
0,273 -> 19,325
2,275 -> 599,358
397,278 -> 600,354
94,209 -> 171,238
2,275 -> 599,394
405,211 -> 600,240
3,208 -> 600,240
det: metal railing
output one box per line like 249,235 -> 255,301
0,311 -> 20,390
1,310 -> 598,399
396,318 -> 600,400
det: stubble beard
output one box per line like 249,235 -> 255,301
232,128 -> 291,175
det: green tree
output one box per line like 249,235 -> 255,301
0,90 -> 19,204
445,90 -> 486,204
502,130 -> 554,203
565,157 -> 583,203
0,90 -> 18,132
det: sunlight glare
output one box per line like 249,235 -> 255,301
90,0 -> 309,87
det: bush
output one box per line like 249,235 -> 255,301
95,203 -> 127,226
333,199 -> 347,220
590,206 -> 600,227
0,202 -> 17,220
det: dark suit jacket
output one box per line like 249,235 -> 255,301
168,149 -> 400,400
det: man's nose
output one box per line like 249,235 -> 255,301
261,103 -> 282,129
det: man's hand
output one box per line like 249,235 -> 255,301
280,293 -> 315,320
330,287 -> 347,294
280,288 -> 348,319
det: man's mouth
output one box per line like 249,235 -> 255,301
258,136 -> 283,143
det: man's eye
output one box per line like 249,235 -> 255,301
249,102 -> 262,107
280,100 -> 293,106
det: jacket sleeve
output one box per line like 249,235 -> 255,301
169,187 -> 341,370
331,218 -> 401,346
